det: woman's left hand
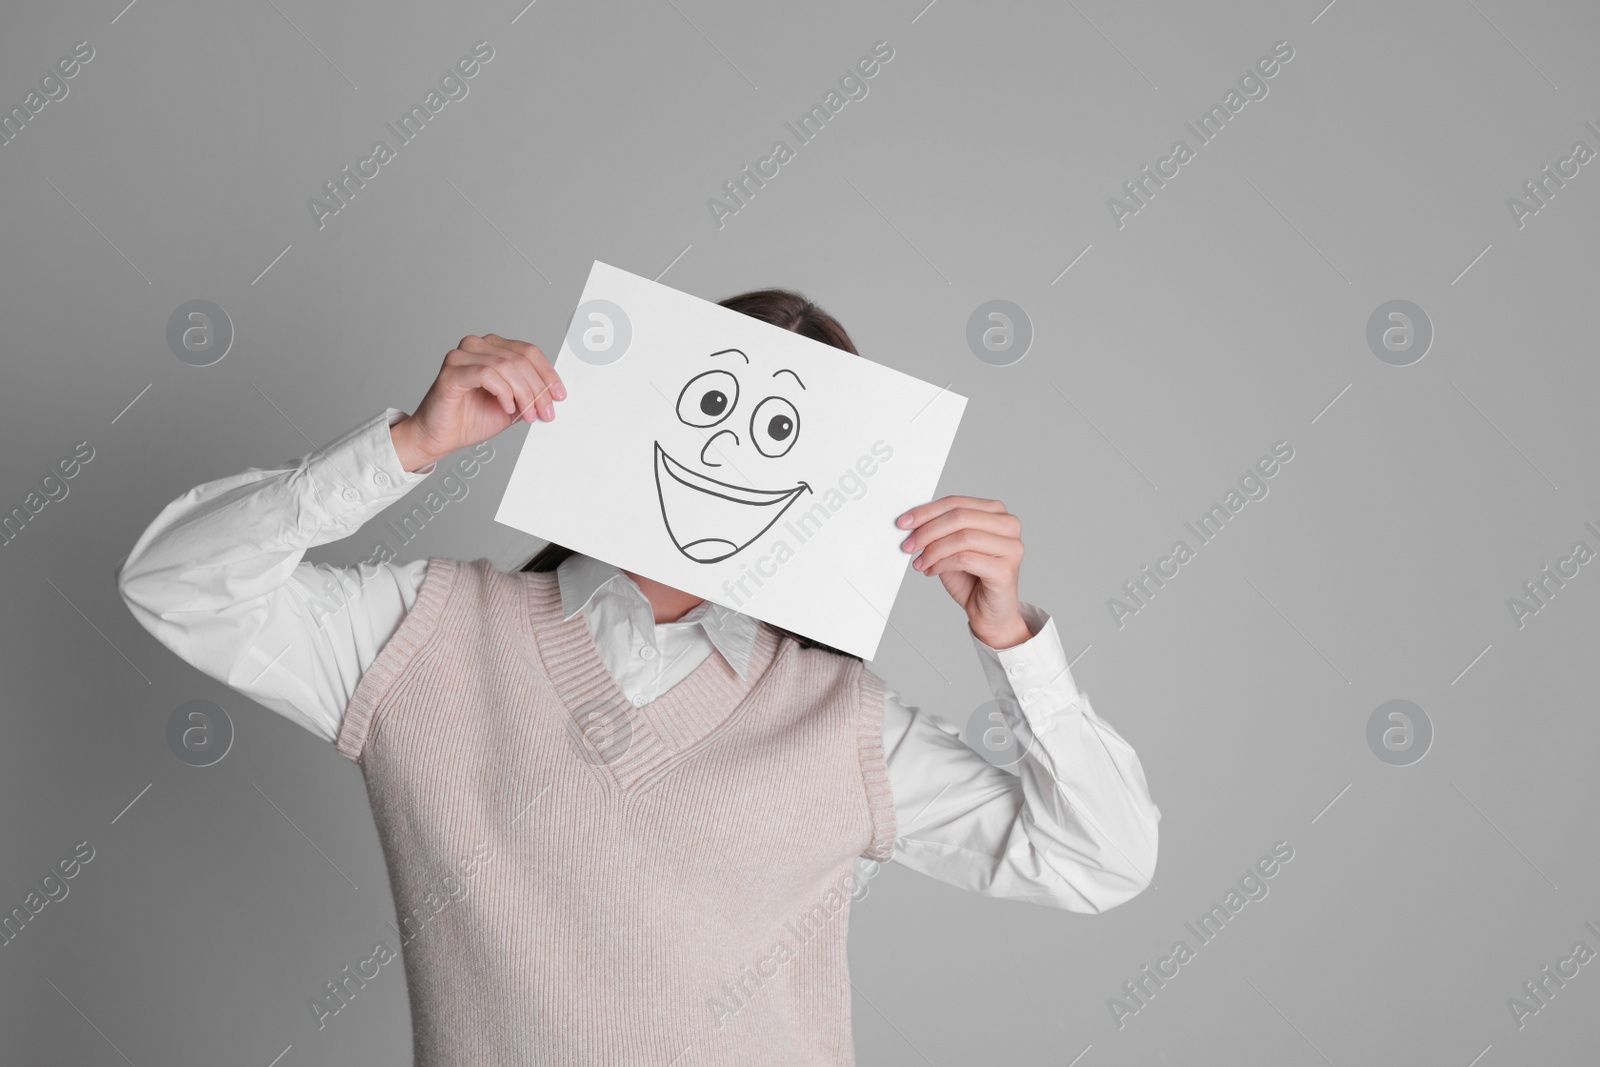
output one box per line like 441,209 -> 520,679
898,496 -> 1033,649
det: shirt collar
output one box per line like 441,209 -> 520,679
554,552 -> 760,678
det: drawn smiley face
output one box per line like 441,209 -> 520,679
653,348 -> 812,563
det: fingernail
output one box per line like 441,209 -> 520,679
912,557 -> 924,571
540,404 -> 554,421
901,536 -> 915,552
552,384 -> 567,401
897,513 -> 914,528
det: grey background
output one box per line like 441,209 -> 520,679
1,0 -> 1595,1063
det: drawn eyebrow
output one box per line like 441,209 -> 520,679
772,368 -> 805,389
708,348 -> 749,363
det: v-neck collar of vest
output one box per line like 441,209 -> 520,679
520,569 -> 786,791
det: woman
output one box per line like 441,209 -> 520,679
117,288 -> 1159,1066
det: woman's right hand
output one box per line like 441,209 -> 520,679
391,334 -> 565,471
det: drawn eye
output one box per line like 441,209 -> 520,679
676,369 -> 739,428
750,396 -> 800,457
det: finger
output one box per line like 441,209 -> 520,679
923,548 -> 1015,581
447,336 -> 518,370
901,508 -> 1020,553
483,337 -> 566,421
897,496 -> 1006,530
444,362 -> 517,417
482,335 -> 565,404
497,352 -> 555,423
455,333 -> 517,362
517,344 -> 565,407
468,364 -> 520,417
914,529 -> 1020,573
452,341 -> 548,422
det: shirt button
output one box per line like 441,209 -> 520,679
631,693 -> 650,708
1008,662 -> 1027,677
373,470 -> 391,488
1023,688 -> 1042,703
342,488 -> 360,503
639,646 -> 657,660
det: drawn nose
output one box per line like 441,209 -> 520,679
699,429 -> 739,468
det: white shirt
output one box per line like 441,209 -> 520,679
116,408 -> 1159,912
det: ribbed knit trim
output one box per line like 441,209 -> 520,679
336,556 -> 461,762
855,667 -> 898,862
521,570 -> 786,791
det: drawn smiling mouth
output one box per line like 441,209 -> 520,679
653,442 -> 811,563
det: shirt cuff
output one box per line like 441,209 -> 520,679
971,603 -> 1081,729
302,408 -> 436,528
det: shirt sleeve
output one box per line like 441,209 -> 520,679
873,603 -> 1160,913
115,409 -> 434,743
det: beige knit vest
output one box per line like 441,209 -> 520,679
336,558 -> 897,1066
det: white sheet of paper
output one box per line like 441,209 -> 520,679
493,261 -> 967,659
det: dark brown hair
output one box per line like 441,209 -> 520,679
521,287 -> 861,659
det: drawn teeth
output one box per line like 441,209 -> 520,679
653,443 -> 810,564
